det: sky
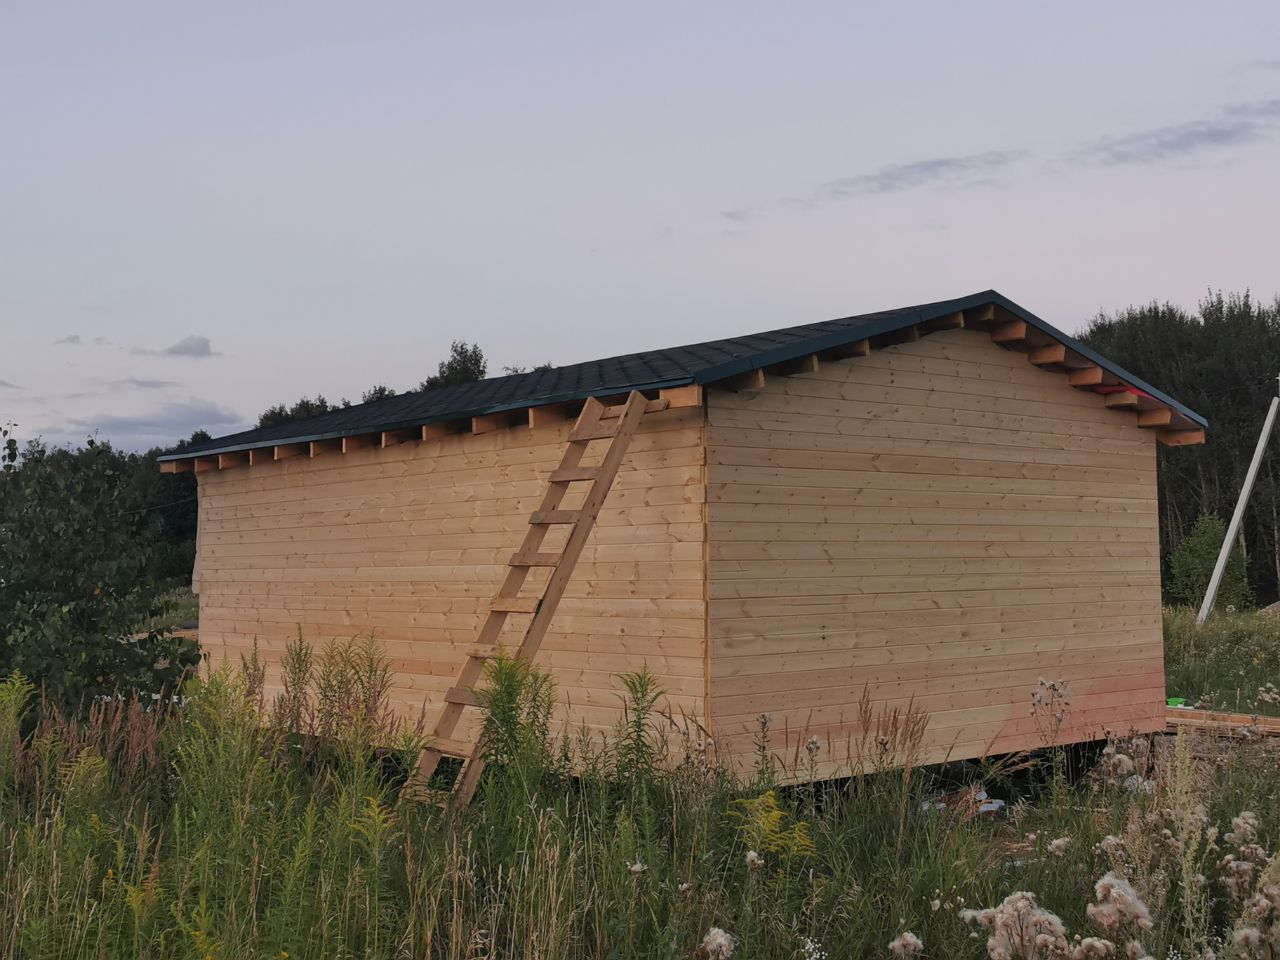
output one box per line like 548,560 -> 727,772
3,2 -> 1280,450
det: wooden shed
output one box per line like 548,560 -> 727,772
160,291 -> 1206,777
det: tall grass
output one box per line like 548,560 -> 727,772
3,635 -> 1280,959
1165,606 -> 1280,716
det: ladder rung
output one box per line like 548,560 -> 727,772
443,686 -> 480,707
462,643 -> 498,661
529,509 -> 578,525
509,551 -> 561,567
489,596 -> 540,614
426,736 -> 477,758
549,466 -> 598,483
569,424 -> 618,442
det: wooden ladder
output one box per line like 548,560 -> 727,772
404,389 -> 668,806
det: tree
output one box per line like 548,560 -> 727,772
0,439 -> 199,707
419,341 -> 487,391
361,384 -> 397,404
1167,514 -> 1252,610
257,395 -> 332,429
502,362 -> 556,375
1079,292 -> 1280,605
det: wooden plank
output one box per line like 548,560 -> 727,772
194,456 -> 218,474
1067,366 -> 1103,387
529,509 -> 579,524
509,551 -> 562,567
248,449 -> 272,467
1104,392 -> 1138,409
490,596 -> 540,614
309,438 -> 341,458
443,686 -> 480,707
472,412 -> 523,435
218,452 -> 250,470
1028,344 -> 1066,366
550,465 -> 599,483
160,459 -> 193,474
1159,428 -> 1205,447
422,421 -> 467,441
1137,408 -> 1173,428
990,320 -> 1026,343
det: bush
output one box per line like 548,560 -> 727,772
1167,514 -> 1252,610
0,440 -> 198,708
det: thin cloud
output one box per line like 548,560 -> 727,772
54,334 -> 82,345
1072,99 -> 1280,166
135,334 -> 218,359
722,149 -> 1029,222
108,377 -> 180,390
0,379 -> 20,389
1250,58 -> 1280,71
809,150 -> 1030,201
64,398 -> 245,450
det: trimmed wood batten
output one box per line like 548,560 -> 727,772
985,310 -> 1204,444
161,384 -> 703,474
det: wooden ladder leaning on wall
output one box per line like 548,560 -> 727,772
401,389 -> 669,807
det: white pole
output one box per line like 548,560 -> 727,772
1196,383 -> 1280,625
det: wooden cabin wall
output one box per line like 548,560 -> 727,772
194,406 -> 708,744
705,328 -> 1164,776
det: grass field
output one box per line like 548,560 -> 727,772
4,625 -> 1280,960
1165,606 -> 1280,717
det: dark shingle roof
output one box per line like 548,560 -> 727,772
160,290 -> 1206,460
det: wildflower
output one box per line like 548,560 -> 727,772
800,936 -> 828,960
1087,873 -> 1154,933
887,931 -> 923,958
697,927 -> 735,960
745,849 -> 764,870
929,899 -> 941,912
1048,837 -> 1071,857
1097,835 -> 1124,857
627,859 -> 647,875
1073,936 -> 1116,958
1226,811 -> 1261,846
961,891 -> 1071,959
678,881 -> 693,893
806,735 -> 822,758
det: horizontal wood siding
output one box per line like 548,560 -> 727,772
706,328 -> 1164,774
195,407 -> 708,740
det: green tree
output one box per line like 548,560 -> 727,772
1079,292 -> 1280,604
361,384 -> 397,404
419,341 -> 487,391
0,439 -> 199,707
1167,514 -> 1253,610
257,395 -> 332,429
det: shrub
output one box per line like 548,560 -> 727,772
1168,514 -> 1252,611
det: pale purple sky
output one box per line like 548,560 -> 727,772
3,3 -> 1280,449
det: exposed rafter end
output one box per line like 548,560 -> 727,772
871,326 -> 920,349
659,384 -> 702,408
528,402 -> 576,428
422,421 -> 468,442
381,428 -> 417,448
925,311 -> 965,332
248,449 -> 272,467
472,411 -> 525,435
1137,408 -> 1173,428
1159,428 -> 1205,447
718,368 -> 766,392
194,456 -> 217,473
1104,392 -> 1138,409
274,443 -> 307,460
963,304 -> 996,328
817,338 -> 870,362
990,319 -> 1027,344
1028,344 -> 1067,367
159,459 -> 193,474
1067,366 -> 1104,387
309,438 -> 341,458
218,452 -> 249,470
765,354 -> 819,378
342,434 -> 376,454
